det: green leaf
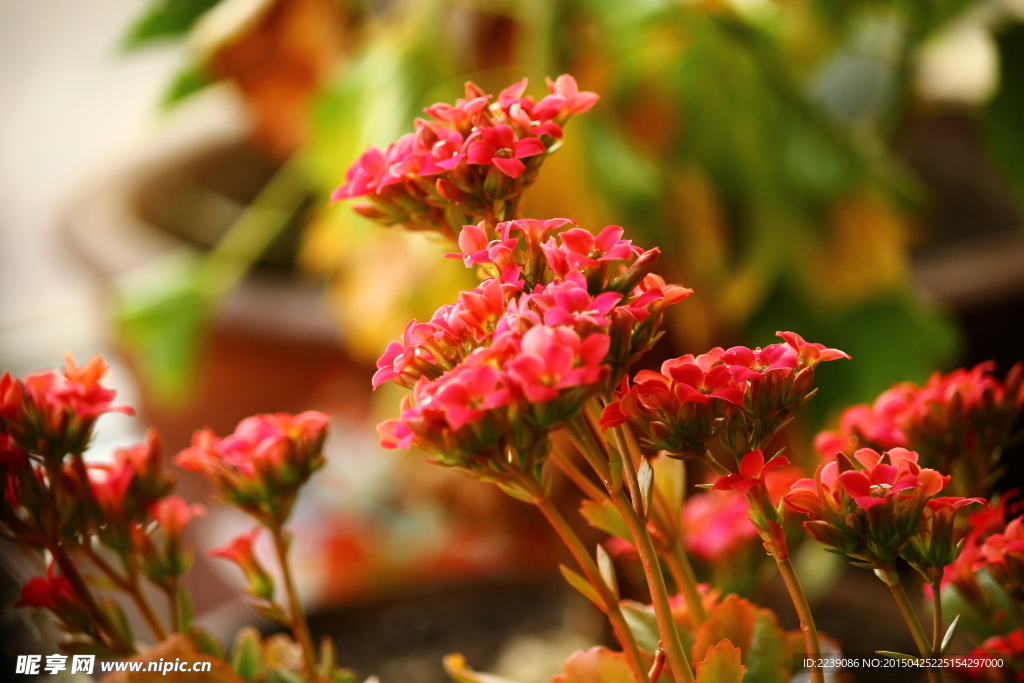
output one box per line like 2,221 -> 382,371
98,596 -> 134,645
695,640 -> 746,683
560,564 -> 604,611
231,627 -> 263,682
123,0 -> 223,50
265,669 -> 305,683
596,544 -> 619,600
188,626 -> 225,660
652,455 -> 685,517
941,615 -> 960,654
251,601 -> 290,625
618,600 -> 660,655
443,654 -> 521,683
161,63 -> 213,110
114,250 -> 213,405
579,500 -> 631,540
637,457 -> 654,520
496,482 -> 535,504
178,585 -> 194,632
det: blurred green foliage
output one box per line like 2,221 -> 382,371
122,0 -> 1024,426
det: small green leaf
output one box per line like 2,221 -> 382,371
496,482 -> 535,503
231,627 -> 263,682
608,449 -> 624,492
188,626 -> 225,660
560,564 -> 604,611
161,63 -> 213,110
941,615 -> 961,654
123,0 -> 223,50
618,600 -> 660,654
579,499 -> 630,540
251,601 -> 290,625
98,596 -> 134,645
596,544 -> 619,601
637,457 -> 654,520
178,585 -> 194,632
652,454 -> 685,517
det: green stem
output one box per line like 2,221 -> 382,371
931,580 -> 942,656
618,426 -> 707,627
550,444 -> 608,503
775,555 -> 825,683
604,425 -> 693,683
887,575 -> 943,683
50,543 -> 133,654
269,523 -> 318,679
168,578 -> 181,634
85,546 -> 167,642
199,161 -> 309,298
519,476 -> 651,683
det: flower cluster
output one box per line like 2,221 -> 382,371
1,354 -> 134,460
332,76 -> 598,239
376,218 -> 690,476
601,332 -> 849,459
815,362 -> 1024,497
176,411 -> 329,526
784,447 -> 983,573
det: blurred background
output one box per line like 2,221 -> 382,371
1,0 -> 1023,681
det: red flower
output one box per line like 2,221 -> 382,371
209,527 -> 275,600
176,411 -> 328,524
713,449 -> 791,495
466,124 -> 547,178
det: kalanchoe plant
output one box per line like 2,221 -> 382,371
0,357 -> 353,683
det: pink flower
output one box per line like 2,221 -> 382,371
176,411 -> 328,524
532,75 -> 600,120
149,495 -> 205,541
683,490 -> 758,562
466,124 -> 547,178
505,326 -> 609,403
557,226 -> 642,269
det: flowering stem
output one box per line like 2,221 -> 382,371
269,523 -> 318,679
517,475 -> 651,683
83,545 -> 167,642
619,425 -> 706,626
774,554 -> 825,683
550,444 -> 608,503
168,577 -> 181,633
49,542 -> 133,654
931,579 -> 942,657
886,574 -> 943,683
604,424 -> 694,683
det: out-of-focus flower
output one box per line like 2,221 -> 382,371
150,496 -> 205,544
176,411 -> 328,525
957,630 -> 1024,682
815,362 -> 1023,497
979,516 -> 1024,600
16,563 -> 95,637
209,528 -> 275,601
682,490 -> 758,563
0,354 -> 134,459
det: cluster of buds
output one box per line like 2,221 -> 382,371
176,411 -> 329,527
332,76 -> 598,239
600,332 -> 849,460
815,362 -> 1024,497
375,218 -> 690,478
784,447 -> 983,577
